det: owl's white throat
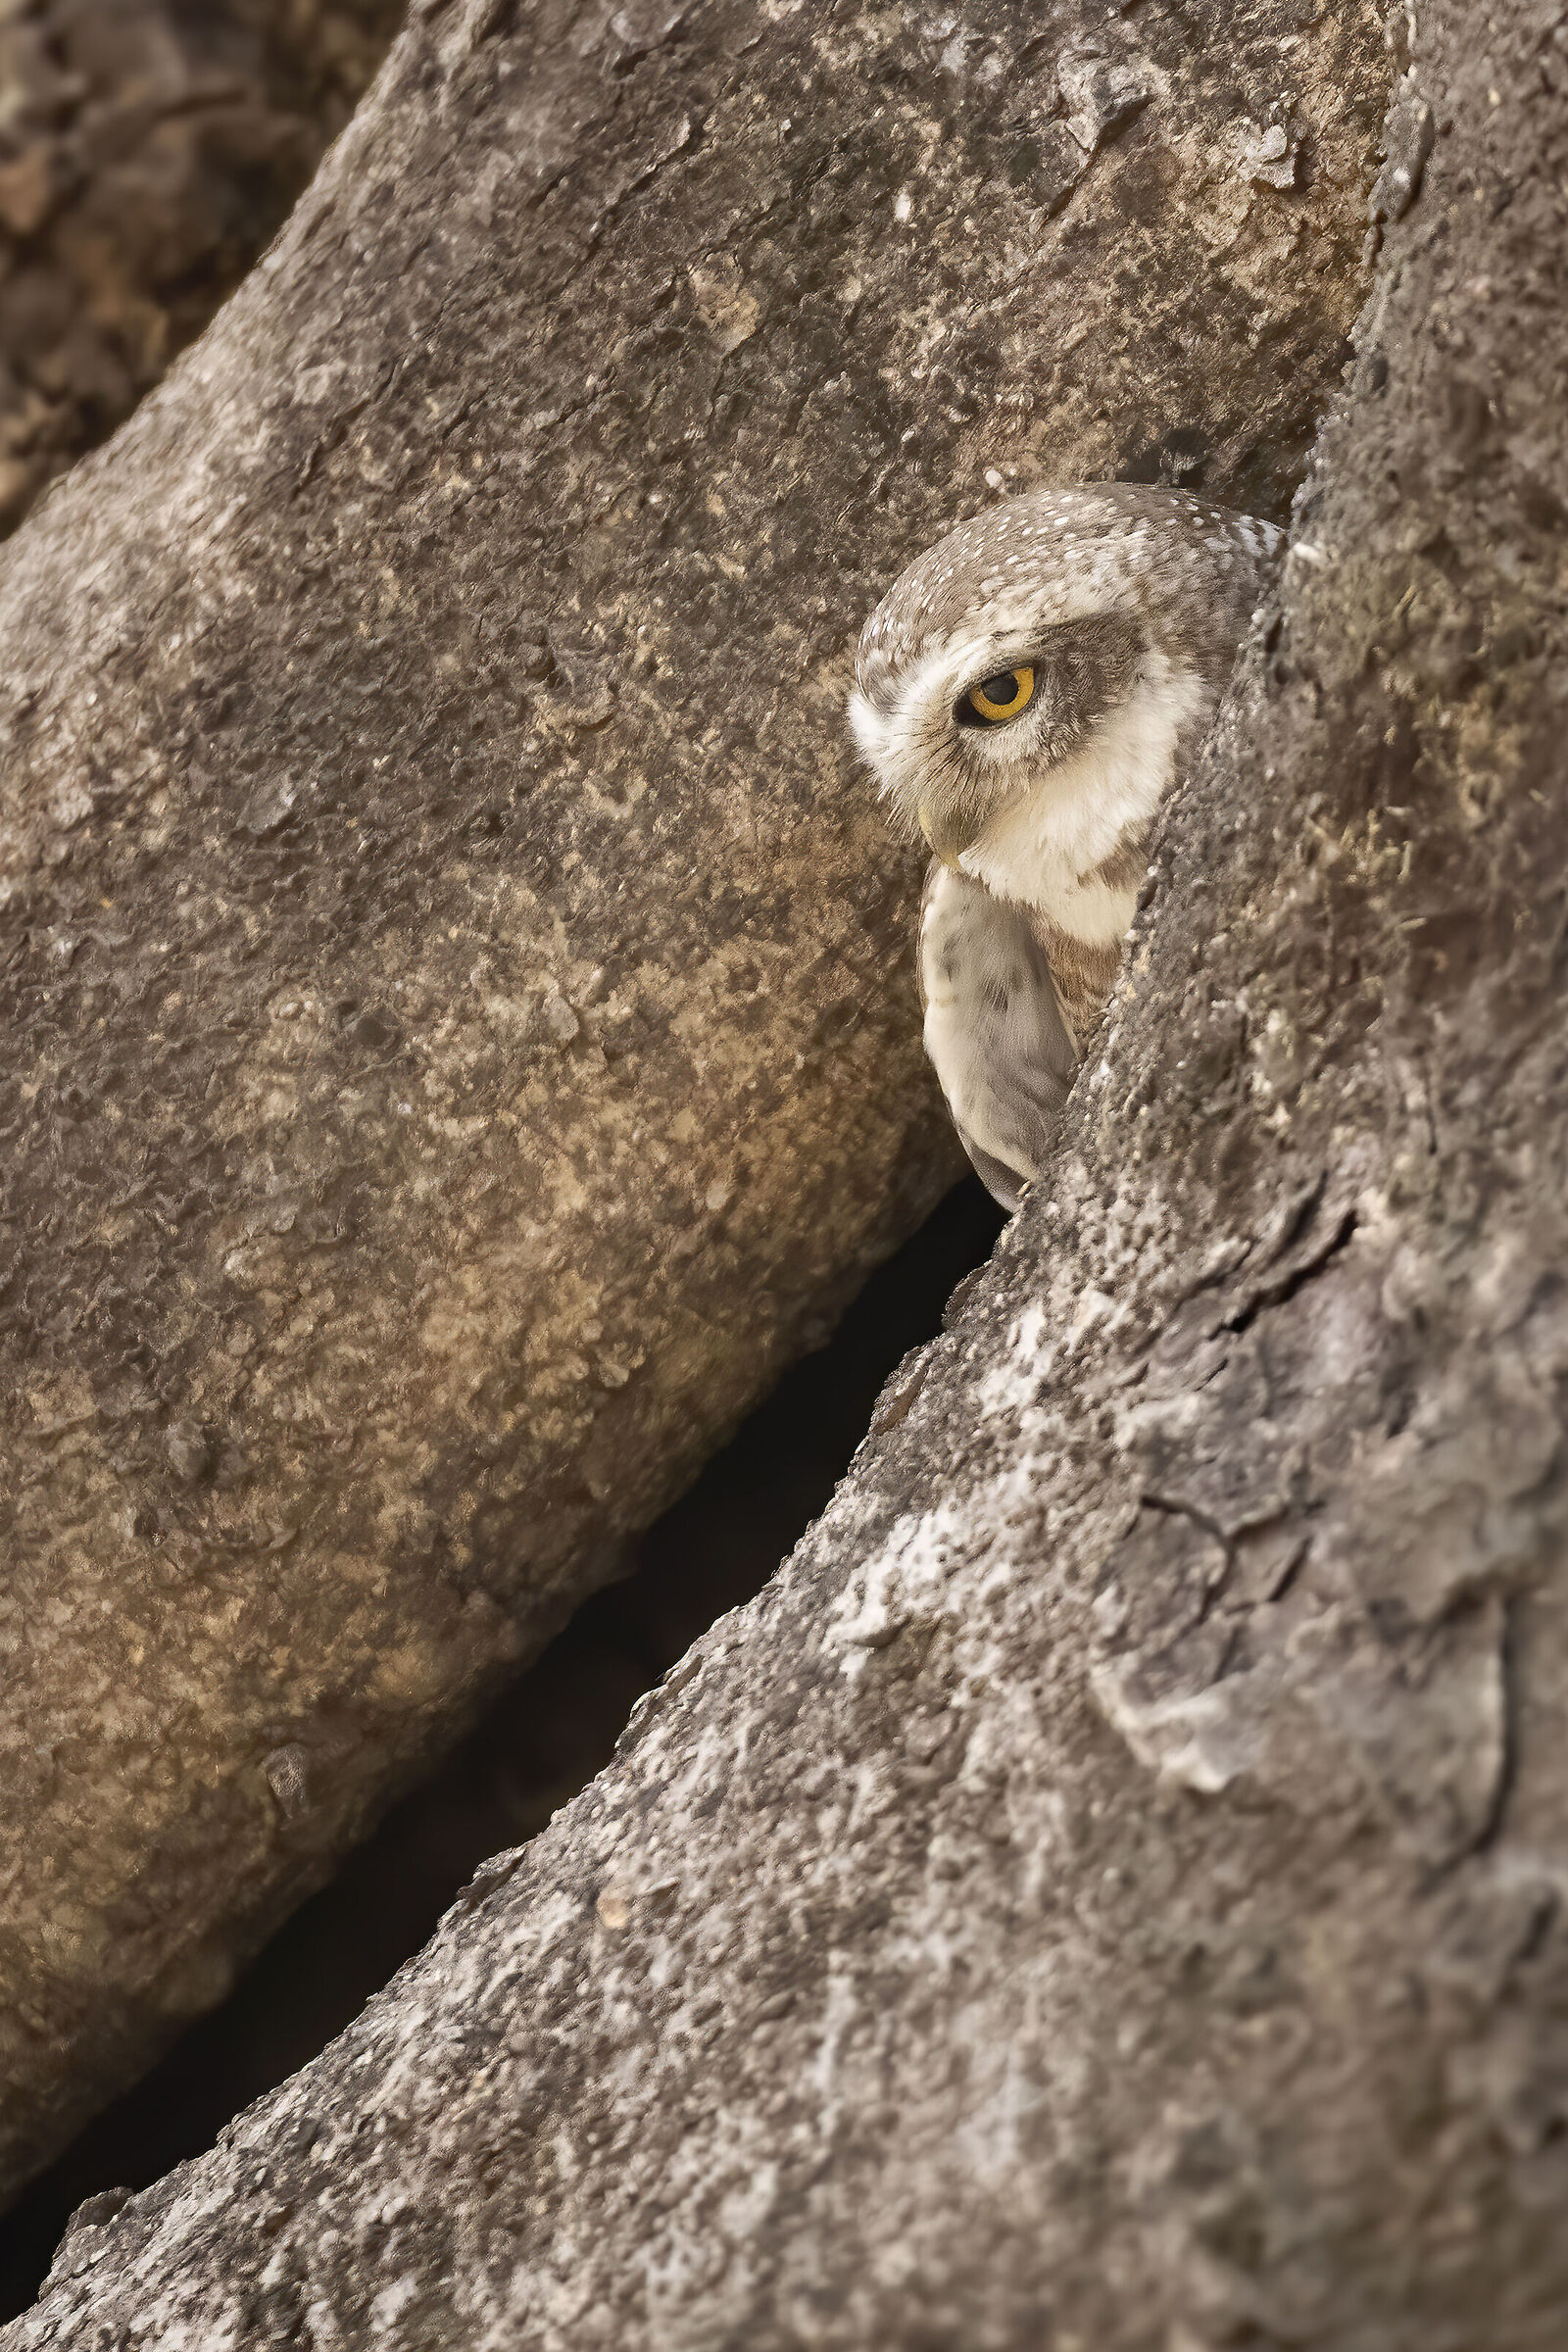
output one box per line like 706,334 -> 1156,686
958,653 -> 1206,945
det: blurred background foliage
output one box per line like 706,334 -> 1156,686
0,0 -> 405,537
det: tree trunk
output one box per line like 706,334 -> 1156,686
0,0 -> 1386,2206
8,0 -> 1565,2338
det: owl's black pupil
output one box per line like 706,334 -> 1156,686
981,671 -> 1020,705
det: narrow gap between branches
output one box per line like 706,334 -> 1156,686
0,1176 -> 1004,2320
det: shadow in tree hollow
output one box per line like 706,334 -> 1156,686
0,1175 -> 1005,2320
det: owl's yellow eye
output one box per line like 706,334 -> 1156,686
964,665 -> 1036,724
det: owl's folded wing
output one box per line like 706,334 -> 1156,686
917,862 -> 1079,1212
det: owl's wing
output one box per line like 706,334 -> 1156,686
917,862 -> 1078,1212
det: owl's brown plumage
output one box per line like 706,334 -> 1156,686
849,483 -> 1279,1208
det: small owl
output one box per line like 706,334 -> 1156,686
850,483 -> 1280,1209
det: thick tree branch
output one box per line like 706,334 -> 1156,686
0,0 -> 1383,2207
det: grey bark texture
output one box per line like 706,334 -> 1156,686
0,0 -> 1386,2202
8,0 -> 1566,2340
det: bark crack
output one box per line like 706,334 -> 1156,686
1222,1206 -> 1358,1337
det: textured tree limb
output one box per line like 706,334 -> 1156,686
9,0 -> 1565,2339
0,0 -> 1385,2208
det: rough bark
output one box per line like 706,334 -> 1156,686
4,0 -> 1563,2337
0,0 -> 406,538
0,0 -> 1387,2202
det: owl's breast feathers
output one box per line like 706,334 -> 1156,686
1027,823 -> 1150,1053
917,862 -> 1078,1209
1029,917 -> 1123,1059
918,819 -> 1152,1206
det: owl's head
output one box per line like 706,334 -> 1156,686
849,483 -> 1278,886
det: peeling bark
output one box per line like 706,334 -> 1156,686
8,0 -> 1566,2336
0,0 -> 1386,2216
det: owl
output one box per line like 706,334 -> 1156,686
850,483 -> 1280,1209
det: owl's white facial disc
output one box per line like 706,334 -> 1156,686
850,483 -> 1280,934
959,647 -> 1207,937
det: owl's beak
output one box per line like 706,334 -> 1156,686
918,802 -> 973,871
